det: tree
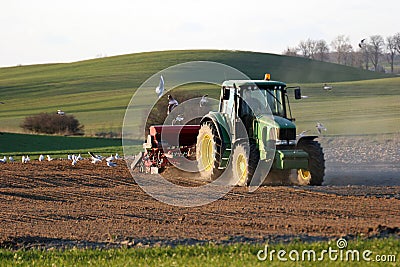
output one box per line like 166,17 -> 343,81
394,32 -> 400,53
298,39 -> 317,59
330,35 -> 353,65
283,46 -> 299,56
368,35 -> 385,71
386,35 -> 398,73
314,40 -> 330,62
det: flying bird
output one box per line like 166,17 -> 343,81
155,75 -> 165,98
200,94 -> 209,107
316,122 -> 327,135
172,114 -> 184,125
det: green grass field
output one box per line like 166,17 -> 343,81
0,238 -> 398,266
0,49 -> 394,135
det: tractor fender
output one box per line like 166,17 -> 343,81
297,135 -> 319,145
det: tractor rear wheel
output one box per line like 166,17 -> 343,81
296,139 -> 325,185
196,122 -> 223,180
233,141 -> 259,186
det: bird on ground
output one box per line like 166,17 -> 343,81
106,154 -> 115,162
22,155 -> 30,163
172,114 -> 184,125
72,158 -> 78,166
8,156 -> 14,162
38,154 -> 45,162
77,154 -> 83,161
323,84 -> 332,91
0,156 -> 6,163
107,161 -> 117,167
67,154 -> 72,160
155,75 -> 165,98
0,101 -> 5,104
200,94 -> 209,107
316,122 -> 327,135
57,109 -> 65,115
47,155 -> 53,161
114,153 -> 122,160
89,151 -> 102,163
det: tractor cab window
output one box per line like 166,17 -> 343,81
240,85 -> 286,118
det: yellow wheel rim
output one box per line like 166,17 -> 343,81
236,153 -> 248,184
200,134 -> 213,171
298,169 -> 311,180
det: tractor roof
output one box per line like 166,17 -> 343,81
222,80 -> 287,88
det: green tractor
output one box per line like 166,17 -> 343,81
196,75 -> 325,186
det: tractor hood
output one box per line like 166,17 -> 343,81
256,115 -> 296,141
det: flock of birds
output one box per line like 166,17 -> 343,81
0,152 -> 122,166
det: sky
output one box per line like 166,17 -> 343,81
1,0 -> 399,67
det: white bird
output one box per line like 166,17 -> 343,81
91,157 -> 102,164
106,155 -> 115,162
22,155 -> 30,163
72,158 -> 78,166
38,154 -> 45,162
88,151 -> 103,160
47,155 -> 53,161
358,38 -> 366,48
114,153 -> 122,160
155,75 -> 165,98
8,156 -> 14,162
316,122 -> 327,135
301,95 -> 309,99
67,154 -> 72,160
200,94 -> 209,107
77,154 -> 83,161
172,114 -> 184,125
0,156 -> 6,163
323,84 -> 332,91
107,161 -> 117,167
57,109 -> 65,115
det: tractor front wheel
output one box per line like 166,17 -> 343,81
296,139 -> 325,185
232,142 -> 259,186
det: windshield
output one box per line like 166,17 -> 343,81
241,87 -> 285,117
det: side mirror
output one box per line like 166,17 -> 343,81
222,87 -> 230,100
294,88 -> 301,100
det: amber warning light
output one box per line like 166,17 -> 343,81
264,73 -> 271,80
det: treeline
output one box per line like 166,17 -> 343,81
283,33 -> 400,73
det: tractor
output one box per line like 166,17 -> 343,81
141,74 -> 325,186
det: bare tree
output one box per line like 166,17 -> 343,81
283,46 -> 299,56
330,35 -> 352,64
368,35 -> 385,71
386,35 -> 398,73
298,39 -> 317,59
314,40 -> 330,61
394,32 -> 400,53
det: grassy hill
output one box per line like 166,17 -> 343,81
0,49 -> 396,136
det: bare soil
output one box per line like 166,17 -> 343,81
0,155 -> 399,249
